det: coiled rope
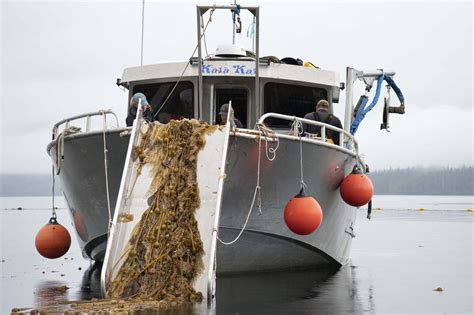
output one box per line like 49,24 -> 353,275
257,122 -> 279,161
54,126 -> 81,175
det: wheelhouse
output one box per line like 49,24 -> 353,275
118,59 -> 341,129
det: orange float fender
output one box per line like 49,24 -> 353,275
340,165 -> 374,207
284,189 -> 323,235
35,217 -> 71,259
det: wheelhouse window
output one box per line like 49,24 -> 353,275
263,82 -> 328,128
132,81 -> 194,124
215,88 -> 248,127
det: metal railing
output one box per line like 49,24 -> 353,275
52,110 -> 120,140
257,113 -> 359,155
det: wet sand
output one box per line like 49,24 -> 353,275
1,196 -> 473,314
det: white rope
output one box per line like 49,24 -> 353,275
217,130 -> 263,245
51,164 -> 57,219
55,133 -> 64,175
154,7 -> 215,118
290,119 -> 307,190
54,126 -> 81,175
101,111 -> 113,234
201,15 -> 209,58
299,131 -> 307,190
256,123 -> 279,161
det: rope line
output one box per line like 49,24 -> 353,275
153,7 -> 215,119
256,122 -> 279,161
290,119 -> 307,190
217,126 -> 263,245
216,122 -> 282,245
201,15 -> 209,58
299,131 -> 307,190
51,164 -> 57,219
54,126 -> 81,175
101,111 -> 113,234
55,133 -> 64,175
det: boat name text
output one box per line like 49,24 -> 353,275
201,64 -> 256,75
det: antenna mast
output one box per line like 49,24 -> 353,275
140,0 -> 145,65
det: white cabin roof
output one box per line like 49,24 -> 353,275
121,59 -> 340,87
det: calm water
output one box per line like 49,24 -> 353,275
1,195 -> 473,314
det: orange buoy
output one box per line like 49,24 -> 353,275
35,217 -> 71,259
284,189 -> 323,235
340,165 -> 374,207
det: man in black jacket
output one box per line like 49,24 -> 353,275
303,99 -> 342,145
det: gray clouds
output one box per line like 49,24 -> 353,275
1,1 -> 472,173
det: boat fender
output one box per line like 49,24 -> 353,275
340,165 -> 374,207
284,188 -> 323,235
35,217 -> 71,259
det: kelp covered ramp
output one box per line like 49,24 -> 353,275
101,108 -> 230,305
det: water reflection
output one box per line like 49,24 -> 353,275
40,262 -> 369,314
214,265 -> 366,315
33,280 -> 70,308
216,267 -> 338,312
79,261 -> 103,300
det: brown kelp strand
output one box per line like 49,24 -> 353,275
11,119 -> 218,314
107,119 -> 217,304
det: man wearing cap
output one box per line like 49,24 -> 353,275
126,93 -> 153,126
303,99 -> 342,145
218,103 -> 243,128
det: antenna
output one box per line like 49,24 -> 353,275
140,0 -> 145,66
232,0 -> 236,44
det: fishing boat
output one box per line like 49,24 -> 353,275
46,4 -> 405,302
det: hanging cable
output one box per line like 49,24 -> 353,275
101,111 -> 112,233
297,122 -> 307,191
217,124 -> 263,245
255,122 -> 279,161
153,7 -> 216,119
201,15 -> 209,58
51,164 -> 57,220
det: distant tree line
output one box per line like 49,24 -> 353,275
1,166 -> 473,196
0,174 -> 62,197
369,166 -> 474,195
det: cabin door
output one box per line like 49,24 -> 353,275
214,87 -> 248,128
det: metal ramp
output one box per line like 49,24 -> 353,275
100,104 -> 230,304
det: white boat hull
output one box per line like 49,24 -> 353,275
217,134 -> 356,273
48,127 -> 357,272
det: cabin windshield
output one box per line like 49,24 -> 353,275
132,81 -> 194,124
215,87 -> 248,127
263,82 -> 328,128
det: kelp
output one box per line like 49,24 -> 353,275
107,119 -> 217,302
13,119 -> 218,314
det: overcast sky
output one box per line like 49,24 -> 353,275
1,0 -> 472,174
